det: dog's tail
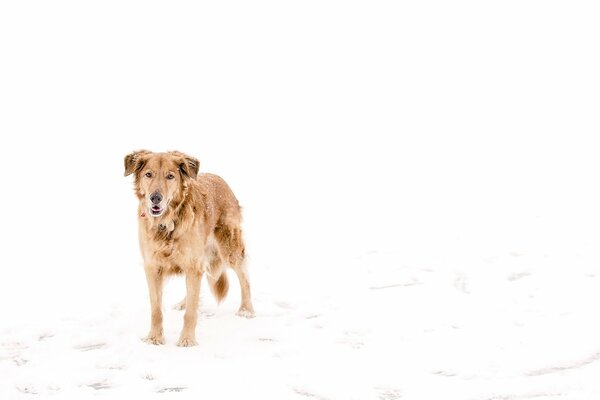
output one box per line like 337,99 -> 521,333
208,271 -> 229,304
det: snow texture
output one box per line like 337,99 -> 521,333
1,1 -> 600,399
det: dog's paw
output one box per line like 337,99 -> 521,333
176,336 -> 198,347
172,301 -> 186,311
236,308 -> 256,319
143,334 -> 165,346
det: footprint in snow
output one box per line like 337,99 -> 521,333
369,278 -> 421,290
375,387 -> 402,400
87,381 -> 112,390
507,272 -> 531,282
98,362 -> 127,371
338,330 -> 366,349
13,356 -> 29,366
1,342 -> 29,367
454,273 -> 469,294
292,387 -> 328,399
274,301 -> 294,310
157,387 -> 187,393
432,370 -> 457,377
143,373 -> 155,381
74,342 -> 107,352
38,332 -> 55,341
16,384 -> 62,395
16,384 -> 39,395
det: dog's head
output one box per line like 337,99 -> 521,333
124,150 -> 199,217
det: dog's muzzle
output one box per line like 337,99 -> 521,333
148,191 -> 165,217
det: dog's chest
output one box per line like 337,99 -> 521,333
140,223 -> 200,269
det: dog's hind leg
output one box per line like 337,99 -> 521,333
216,222 -> 254,318
230,229 -> 254,318
232,261 -> 255,318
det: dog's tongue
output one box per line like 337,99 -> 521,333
151,205 -> 161,212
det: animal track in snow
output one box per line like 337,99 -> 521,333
157,386 -> 187,393
74,342 -> 107,352
38,332 -> 55,341
376,387 -> 402,400
432,370 -> 457,377
274,301 -> 294,310
292,387 -> 328,399
13,356 -> 29,367
526,351 -> 600,376
87,381 -> 112,390
369,279 -> 421,290
454,273 -> 469,294
338,330 -> 366,349
507,272 -> 531,282
15,384 -> 38,395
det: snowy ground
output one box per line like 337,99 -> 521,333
1,1 -> 600,399
3,246 -> 600,399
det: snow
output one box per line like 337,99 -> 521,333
1,1 -> 600,399
4,250 -> 600,399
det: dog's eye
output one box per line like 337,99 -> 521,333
145,172 -> 153,178
166,173 -> 175,180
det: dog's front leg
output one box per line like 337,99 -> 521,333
177,270 -> 202,347
144,265 -> 165,345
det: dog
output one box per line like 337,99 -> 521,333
124,150 -> 255,346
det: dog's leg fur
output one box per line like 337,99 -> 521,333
233,263 -> 255,318
144,266 -> 165,345
215,223 -> 254,318
177,270 -> 202,346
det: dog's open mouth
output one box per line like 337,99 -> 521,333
150,205 -> 164,217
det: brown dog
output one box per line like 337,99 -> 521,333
124,150 -> 254,346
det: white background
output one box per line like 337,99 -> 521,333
1,1 -> 599,399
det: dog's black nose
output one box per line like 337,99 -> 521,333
150,192 -> 162,205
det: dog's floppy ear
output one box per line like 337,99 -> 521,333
179,155 -> 200,179
169,151 -> 200,179
124,150 -> 151,177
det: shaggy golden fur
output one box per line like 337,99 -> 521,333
124,150 -> 254,347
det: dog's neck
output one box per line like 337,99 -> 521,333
158,220 -> 175,232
